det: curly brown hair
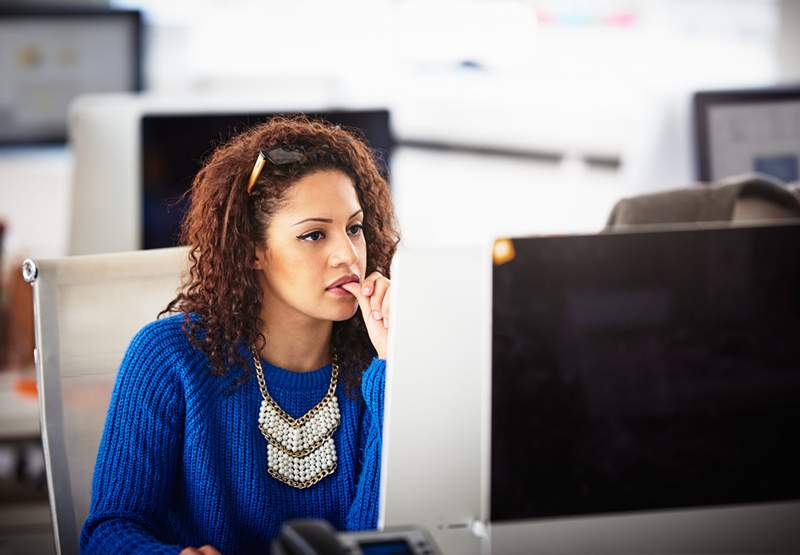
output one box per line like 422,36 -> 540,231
162,115 -> 400,393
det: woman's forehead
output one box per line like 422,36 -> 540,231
279,170 -> 361,218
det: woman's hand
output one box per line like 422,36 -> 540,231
180,546 -> 221,555
341,271 -> 390,360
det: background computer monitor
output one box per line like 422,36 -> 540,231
490,223 -> 800,553
0,7 -> 141,145
68,94 -> 391,255
694,86 -> 800,183
141,111 -> 392,249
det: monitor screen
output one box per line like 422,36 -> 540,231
0,8 -> 141,144
694,87 -> 800,183
140,110 -> 393,249
491,224 -> 800,522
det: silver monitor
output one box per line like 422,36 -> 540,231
382,243 -> 492,555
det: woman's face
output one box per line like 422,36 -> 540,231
255,169 -> 367,323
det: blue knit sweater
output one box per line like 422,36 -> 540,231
80,314 -> 385,554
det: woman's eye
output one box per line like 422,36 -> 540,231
348,224 -> 364,236
299,231 -> 324,242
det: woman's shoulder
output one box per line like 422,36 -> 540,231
110,314 -> 194,420
132,312 -> 189,344
124,313 -> 197,370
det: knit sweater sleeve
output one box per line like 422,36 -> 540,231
345,357 -> 386,531
80,322 -> 185,554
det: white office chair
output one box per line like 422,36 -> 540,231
23,247 -> 189,555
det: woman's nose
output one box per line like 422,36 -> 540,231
329,232 -> 360,267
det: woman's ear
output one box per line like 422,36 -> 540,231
252,244 -> 267,270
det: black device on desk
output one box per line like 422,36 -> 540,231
271,520 -> 440,555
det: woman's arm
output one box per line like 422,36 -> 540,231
345,356 -> 386,531
360,356 -> 386,432
80,323 -> 186,554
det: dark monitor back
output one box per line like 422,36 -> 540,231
491,223 -> 800,522
141,110 -> 393,250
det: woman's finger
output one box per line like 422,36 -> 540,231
341,280 -> 389,359
369,277 -> 390,315
180,546 -> 221,555
360,272 -> 381,297
381,286 -> 391,329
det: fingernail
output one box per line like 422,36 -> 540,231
383,320 -> 389,329
372,310 -> 382,320
363,286 -> 372,295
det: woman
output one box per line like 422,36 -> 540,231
80,116 -> 400,554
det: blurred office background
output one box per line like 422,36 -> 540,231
0,0 -> 799,553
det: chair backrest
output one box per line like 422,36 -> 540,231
24,247 -> 188,555
606,173 -> 800,229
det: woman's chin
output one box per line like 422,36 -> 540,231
329,304 -> 359,322
316,292 -> 359,322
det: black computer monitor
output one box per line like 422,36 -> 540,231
0,7 -> 142,145
694,86 -> 800,183
491,224 -> 800,549
140,110 -> 393,249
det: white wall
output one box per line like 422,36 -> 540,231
0,148 -> 71,270
778,0 -> 800,81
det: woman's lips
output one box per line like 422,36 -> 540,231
327,274 -> 360,289
326,285 -> 355,297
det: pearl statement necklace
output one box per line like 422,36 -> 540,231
251,347 -> 341,489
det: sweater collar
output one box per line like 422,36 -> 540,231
237,342 -> 333,391
258,357 -> 333,391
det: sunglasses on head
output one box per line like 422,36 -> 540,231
246,145 -> 307,194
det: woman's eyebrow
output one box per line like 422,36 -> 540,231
292,209 -> 363,227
